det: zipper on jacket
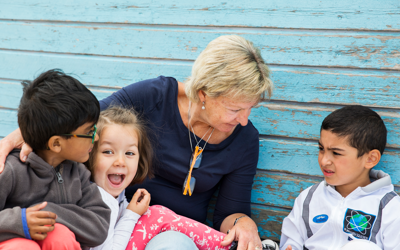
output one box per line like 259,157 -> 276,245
334,197 -> 346,249
56,172 -> 63,183
54,165 -> 66,203
340,197 -> 344,208
327,197 -> 345,250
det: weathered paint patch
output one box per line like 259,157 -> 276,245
251,104 -> 400,148
251,204 -> 289,241
251,171 -> 321,208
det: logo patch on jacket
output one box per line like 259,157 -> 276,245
343,208 -> 376,240
313,214 -> 328,223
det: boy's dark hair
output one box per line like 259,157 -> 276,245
18,69 -> 100,150
321,105 -> 387,157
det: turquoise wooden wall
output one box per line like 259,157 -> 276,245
1,0 -> 399,241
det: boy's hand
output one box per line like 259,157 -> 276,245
26,202 -> 57,240
286,245 -> 292,250
127,189 -> 151,215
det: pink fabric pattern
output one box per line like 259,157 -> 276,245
126,205 -> 231,250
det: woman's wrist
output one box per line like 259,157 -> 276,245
222,214 -> 253,234
220,214 -> 261,248
233,215 -> 249,226
227,215 -> 250,233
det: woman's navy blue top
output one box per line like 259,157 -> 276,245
99,76 -> 259,230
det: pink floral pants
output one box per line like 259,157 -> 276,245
126,205 -> 231,250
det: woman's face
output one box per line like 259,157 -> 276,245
203,95 -> 258,133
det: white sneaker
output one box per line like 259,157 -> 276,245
262,239 -> 279,250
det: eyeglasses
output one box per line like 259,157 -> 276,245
59,124 -> 97,144
183,145 -> 203,196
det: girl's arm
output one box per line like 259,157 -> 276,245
88,194 -> 140,250
89,188 -> 149,250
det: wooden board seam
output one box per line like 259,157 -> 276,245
1,18 -> 399,32
1,49 -> 399,73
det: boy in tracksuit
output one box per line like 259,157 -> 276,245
280,105 -> 400,250
0,69 -> 110,249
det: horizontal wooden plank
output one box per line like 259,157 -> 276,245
251,103 -> 400,148
0,80 -> 115,111
272,68 -> 400,108
0,85 -> 115,136
1,51 -> 400,108
252,171 -> 321,208
258,138 -> 400,186
1,22 -> 400,69
0,0 -> 399,31
0,50 -> 192,88
0,109 -> 19,137
0,80 -> 23,109
251,204 -> 289,242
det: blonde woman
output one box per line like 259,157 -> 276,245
0,35 -> 274,250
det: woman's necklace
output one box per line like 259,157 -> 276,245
187,101 -> 215,152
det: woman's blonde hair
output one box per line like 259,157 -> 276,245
185,35 -> 273,103
88,106 -> 153,185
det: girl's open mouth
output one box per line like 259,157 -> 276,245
108,174 -> 125,186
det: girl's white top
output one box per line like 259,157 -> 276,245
87,187 -> 141,250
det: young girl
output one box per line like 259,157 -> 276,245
86,106 -> 232,250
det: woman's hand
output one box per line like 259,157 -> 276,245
0,128 -> 32,173
127,188 -> 151,215
220,214 -> 262,250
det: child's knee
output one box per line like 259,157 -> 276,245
37,223 -> 80,250
0,238 -> 41,250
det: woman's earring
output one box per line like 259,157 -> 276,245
202,101 -> 205,110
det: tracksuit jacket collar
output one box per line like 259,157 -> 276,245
324,169 -> 392,198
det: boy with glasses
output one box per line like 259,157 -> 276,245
0,69 -> 110,249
